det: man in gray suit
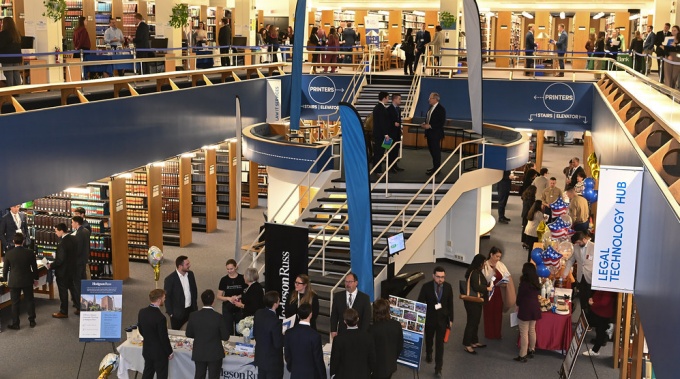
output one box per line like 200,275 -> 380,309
551,23 -> 568,77
186,290 -> 229,379
3,233 -> 39,330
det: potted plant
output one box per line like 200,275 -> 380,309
169,4 -> 190,29
42,0 -> 67,22
440,11 -> 457,30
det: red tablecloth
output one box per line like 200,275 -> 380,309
535,311 -> 572,352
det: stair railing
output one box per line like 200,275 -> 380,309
402,71 -> 422,119
316,59 -> 369,128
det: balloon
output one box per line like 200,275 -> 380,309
590,190 -> 598,203
148,246 -> 163,282
537,265 -> 551,278
582,188 -> 595,202
531,248 -> 543,265
558,241 -> 574,260
583,177 -> 596,189
98,353 -> 119,379
560,214 -> 572,227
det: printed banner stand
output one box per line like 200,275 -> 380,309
389,295 -> 427,372
559,310 -> 590,379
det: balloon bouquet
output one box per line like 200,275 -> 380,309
148,246 -> 164,289
97,353 -> 119,379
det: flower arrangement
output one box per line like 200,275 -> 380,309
236,316 -> 254,339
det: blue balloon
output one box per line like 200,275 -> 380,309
531,248 -> 543,265
583,177 -> 596,189
590,190 -> 598,203
582,188 -> 595,202
537,265 -> 551,278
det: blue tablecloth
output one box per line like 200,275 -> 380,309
195,49 -> 214,69
83,53 -> 135,76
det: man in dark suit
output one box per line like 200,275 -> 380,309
254,291 -> 284,379
387,93 -> 405,173
330,272 -> 372,338
138,289 -> 174,379
73,207 -> 91,232
0,204 -> 29,254
417,266 -> 454,378
284,303 -> 326,379
132,13 -> 152,74
421,92 -> 446,176
497,170 -> 515,224
656,23 -> 672,81
330,308 -> 376,379
218,17 -> 232,66
525,23 -> 537,76
568,157 -> 586,187
414,23 -> 431,73
50,223 -> 79,319
72,215 -> 90,315
551,23 -> 568,77
372,91 -> 391,174
164,255 -> 198,330
186,289 -> 229,379
3,233 -> 39,330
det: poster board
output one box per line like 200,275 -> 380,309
79,280 -> 123,342
559,310 -> 590,379
389,295 -> 426,370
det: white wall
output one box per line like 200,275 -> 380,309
256,0 -> 290,17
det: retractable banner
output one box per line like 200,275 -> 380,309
389,295 -> 427,370
79,280 -> 123,342
264,223 -> 309,317
592,166 -> 644,293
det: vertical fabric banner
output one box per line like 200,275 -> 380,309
592,166 -> 644,293
389,296 -> 426,370
463,0 -> 483,134
264,223 -> 309,317
79,280 -> 123,342
288,0 -> 307,131
266,79 -> 282,123
365,16 -> 380,47
338,102 -> 374,300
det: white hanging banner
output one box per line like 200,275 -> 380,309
592,165 -> 644,293
266,79 -> 282,123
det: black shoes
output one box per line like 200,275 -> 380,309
7,324 -> 19,330
30,321 -> 37,328
395,165 -> 405,172
513,355 -> 528,363
528,349 -> 535,358
499,217 -> 511,224
426,167 -> 440,175
426,355 -> 432,363
435,370 -> 442,377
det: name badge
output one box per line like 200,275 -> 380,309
435,303 -> 442,310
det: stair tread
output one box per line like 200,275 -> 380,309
316,196 -> 433,205
302,217 -> 422,228
325,187 -> 450,195
309,207 -> 428,216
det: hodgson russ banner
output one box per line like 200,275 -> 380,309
592,166 -> 644,293
264,223 -> 309,317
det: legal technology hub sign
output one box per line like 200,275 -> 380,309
592,166 -> 644,293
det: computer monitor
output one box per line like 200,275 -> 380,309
21,36 -> 35,49
386,232 -> 406,256
232,36 -> 247,47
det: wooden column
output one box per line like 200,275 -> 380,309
228,141 -> 237,220
109,176 -> 129,280
178,155 -> 192,247
388,11 -> 402,46
573,12 -> 590,70
249,161 -> 258,209
535,11 -> 552,54
495,12 -> 512,67
13,0 -> 25,36
83,0 -> 96,53
321,10 -> 334,30
147,164 -> 163,250
535,130 -> 545,170
582,131 -> 594,178
204,148 -> 217,233
355,10 -> 368,46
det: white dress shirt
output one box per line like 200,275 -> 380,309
177,269 -> 192,308
346,289 -> 357,308
563,240 -> 594,284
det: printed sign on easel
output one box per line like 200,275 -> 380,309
559,310 -> 590,379
79,280 -> 123,342
389,295 -> 426,371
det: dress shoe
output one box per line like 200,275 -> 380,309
498,219 -> 509,224
74,309 -> 80,316
426,355 -> 432,363
389,168 -> 398,174
501,217 -> 512,222
30,321 -> 36,328
463,347 -> 477,355
555,73 -> 564,77
528,349 -> 535,358
513,355 -> 528,362
435,370 -> 442,378
7,324 -> 19,330
52,312 -> 68,319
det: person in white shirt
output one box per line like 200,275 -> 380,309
163,255 -> 198,330
104,18 -> 124,49
562,231 -> 594,316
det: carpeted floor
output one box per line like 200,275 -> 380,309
0,142 -> 618,379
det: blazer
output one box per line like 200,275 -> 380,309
369,319 -> 403,377
218,25 -> 232,47
372,102 -> 390,140
425,103 -> 446,139
432,31 -> 443,55
138,305 -> 173,361
253,308 -> 284,372
284,323 -> 326,379
73,226 -> 91,266
0,30 -> 21,64
330,290 -> 372,333
656,30 -> 672,56
2,246 -> 38,288
163,270 -> 198,320
417,280 -> 454,326
386,103 -> 403,140
241,281 -> 264,318
556,30 -> 568,53
342,27 -> 358,47
51,234 -> 78,278
330,328 -> 376,379
415,30 -> 431,51
0,211 -> 28,249
134,22 -> 152,57
569,165 -> 585,187
186,307 -> 229,362
286,291 -> 320,330
525,31 -> 536,53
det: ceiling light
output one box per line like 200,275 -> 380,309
522,11 -> 534,19
593,12 -> 605,20
560,12 -> 565,19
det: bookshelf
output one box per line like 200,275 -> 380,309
240,159 -> 259,208
257,164 -> 268,198
108,176 -> 129,280
308,10 -> 321,40
402,11 -> 424,42
95,0 -> 113,49
145,1 -> 156,38
161,156 -> 192,247
189,5 -> 200,30
63,0 -> 84,51
368,11 -> 389,44
480,13 -> 493,62
122,0 -> 138,39
0,0 -> 13,18
216,143 -> 231,220
614,294 -> 655,379
206,6 -> 217,42
125,170 -> 151,262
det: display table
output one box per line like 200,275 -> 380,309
0,262 -> 54,310
534,311 -> 573,353
117,330 -> 329,379
83,53 -> 135,77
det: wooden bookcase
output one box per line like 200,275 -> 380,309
614,294 -> 655,379
178,155 -> 193,246
109,176 -> 130,280
204,148 -> 217,232
124,165 -> 162,261
2,0 -> 25,36
190,148 -> 217,233
161,156 -> 192,247
216,143 -> 232,221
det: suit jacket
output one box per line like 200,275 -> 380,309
372,103 -> 390,140
415,30 -> 431,51
253,308 -> 284,371
284,323 -> 325,379
570,165 -> 586,187
286,291 -> 320,330
138,305 -> 173,361
2,246 -> 38,288
525,31 -> 536,53
241,281 -> 264,318
386,103 -> 403,141
656,30 -> 672,56
133,21 -> 152,57
417,280 -> 454,327
330,328 -> 376,379
425,103 -> 446,140
329,290 -> 371,333
51,234 -> 78,278
218,24 -> 232,47
369,319 -> 403,377
186,307 -> 229,362
163,270 -> 198,320
0,211 -> 28,249
73,226 -> 91,266
556,31 -> 568,53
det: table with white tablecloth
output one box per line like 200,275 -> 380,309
117,330 -> 330,379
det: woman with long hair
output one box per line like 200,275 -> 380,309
0,16 -> 22,86
287,274 -> 320,330
514,263 -> 541,362
216,259 -> 246,335
630,30 -> 644,73
267,24 -> 280,63
594,31 -> 606,79
73,16 -> 91,58
523,200 -> 545,261
195,21 -> 208,46
463,254 -> 490,354
585,33 -> 596,70
402,28 -> 415,75
286,26 -> 294,43
369,298 -> 403,379
308,27 -> 320,71
662,25 -> 680,89
482,247 -> 514,340
521,185 -> 537,248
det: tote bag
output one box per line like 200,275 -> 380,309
459,275 -> 484,303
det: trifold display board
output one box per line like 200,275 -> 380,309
389,295 -> 426,370
79,280 -> 123,342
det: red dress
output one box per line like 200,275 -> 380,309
483,269 -> 503,339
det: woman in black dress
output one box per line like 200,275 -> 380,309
402,28 -> 415,75
216,259 -> 246,335
463,254 -> 490,354
521,185 -> 537,249
235,267 -> 264,318
287,274 -> 320,330
369,298 -> 403,379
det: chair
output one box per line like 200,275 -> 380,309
389,49 -> 402,69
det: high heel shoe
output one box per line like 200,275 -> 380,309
513,355 -> 527,363
463,347 -> 477,355
528,350 -> 535,358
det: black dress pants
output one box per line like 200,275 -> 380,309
194,359 -> 222,379
497,184 -> 510,219
10,286 -> 36,325
56,273 -> 77,314
424,314 -> 447,371
589,312 -> 610,353
463,301 -> 483,346
373,137 -> 386,171
426,134 -> 442,170
170,308 -> 191,330
142,358 -> 169,379
258,368 -> 283,379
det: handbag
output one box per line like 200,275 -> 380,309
459,275 -> 484,303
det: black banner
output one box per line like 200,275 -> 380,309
264,223 -> 309,318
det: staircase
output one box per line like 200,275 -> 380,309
302,180 -> 452,335
354,75 -> 414,120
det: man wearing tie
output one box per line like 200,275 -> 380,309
284,303 -> 326,379
524,24 -> 537,76
551,23 -> 568,77
0,205 -> 29,254
371,91 -> 391,174
421,92 -> 446,176
50,223 -> 79,319
414,24 -> 431,73
655,23 -> 672,82
387,93 -> 405,173
330,272 -> 371,337
418,266 -> 454,378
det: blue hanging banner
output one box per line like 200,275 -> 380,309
288,0 -> 307,131
338,102 -> 374,300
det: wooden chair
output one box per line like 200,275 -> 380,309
389,49 -> 401,69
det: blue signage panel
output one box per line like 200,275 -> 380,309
300,74 -> 354,121
389,295 -> 426,370
79,280 -> 123,342
418,78 -> 594,131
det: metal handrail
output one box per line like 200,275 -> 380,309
403,71 -> 422,119
316,58 -> 369,129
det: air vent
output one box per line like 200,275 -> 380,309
647,130 -> 673,153
626,106 -> 642,121
634,116 -> 654,135
662,149 -> 680,178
